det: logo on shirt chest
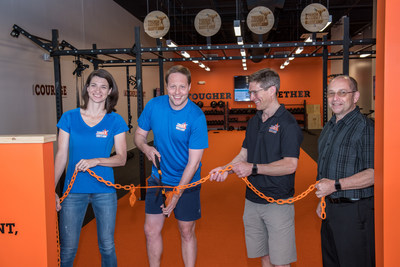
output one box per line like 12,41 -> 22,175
96,129 -> 109,138
269,123 -> 280,134
176,122 -> 188,132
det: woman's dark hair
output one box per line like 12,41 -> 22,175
81,69 -> 119,113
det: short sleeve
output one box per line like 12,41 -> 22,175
189,115 -> 208,150
280,122 -> 303,158
137,98 -> 154,131
57,111 -> 71,133
113,113 -> 129,135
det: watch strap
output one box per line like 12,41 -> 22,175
252,163 -> 258,176
335,179 -> 341,191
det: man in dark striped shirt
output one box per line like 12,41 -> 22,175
315,75 -> 375,267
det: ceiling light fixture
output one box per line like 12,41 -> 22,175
284,60 -> 290,66
181,51 -> 191,58
199,62 -> 205,68
305,36 -> 312,42
295,47 -> 304,54
319,15 -> 332,32
237,36 -> 244,45
205,67 -> 210,71
289,56 -> 295,60
166,39 -> 178,48
234,20 -> 241,36
240,49 -> 246,57
360,53 -> 371,58
280,65 -> 285,69
192,60 -> 199,63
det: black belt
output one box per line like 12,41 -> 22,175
326,196 -> 373,204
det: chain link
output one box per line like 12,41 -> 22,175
56,164 -> 326,266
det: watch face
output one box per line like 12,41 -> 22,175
252,164 -> 258,175
335,180 -> 341,190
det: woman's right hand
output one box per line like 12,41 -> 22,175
209,166 -> 229,182
55,193 -> 62,212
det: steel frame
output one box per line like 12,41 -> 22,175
11,17 -> 376,197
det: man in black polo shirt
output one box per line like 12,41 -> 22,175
210,68 -> 303,267
315,75 -> 375,267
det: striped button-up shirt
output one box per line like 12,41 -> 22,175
317,106 -> 374,198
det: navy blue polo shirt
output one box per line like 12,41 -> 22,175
242,105 -> 303,204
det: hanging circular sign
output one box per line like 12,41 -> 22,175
194,9 -> 221,37
246,6 -> 275,35
300,3 -> 330,32
144,10 -> 170,38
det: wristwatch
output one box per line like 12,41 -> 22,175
252,163 -> 258,176
335,179 -> 342,191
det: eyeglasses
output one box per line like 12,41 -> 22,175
327,90 -> 356,98
248,86 -> 271,96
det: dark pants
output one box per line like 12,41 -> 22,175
321,196 -> 375,267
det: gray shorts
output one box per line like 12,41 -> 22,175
243,199 -> 297,265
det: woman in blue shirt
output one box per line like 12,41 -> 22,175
54,69 -> 128,267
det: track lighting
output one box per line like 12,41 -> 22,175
319,15 -> 332,32
10,29 -> 20,38
180,51 -> 191,58
234,20 -> 241,37
295,47 -> 304,54
166,40 -> 178,48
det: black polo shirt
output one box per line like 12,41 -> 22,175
243,104 -> 303,204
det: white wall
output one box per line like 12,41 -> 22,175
0,0 -> 164,150
328,16 -> 375,121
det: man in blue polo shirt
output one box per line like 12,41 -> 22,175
210,68 -> 303,267
134,65 -> 208,267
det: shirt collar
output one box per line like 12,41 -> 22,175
330,106 -> 360,126
256,104 -> 286,120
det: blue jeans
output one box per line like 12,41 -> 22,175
59,193 -> 117,267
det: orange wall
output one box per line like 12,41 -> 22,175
376,0 -> 400,266
375,1 -> 384,265
182,56 -> 326,114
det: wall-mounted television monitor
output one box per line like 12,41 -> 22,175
234,75 -> 250,101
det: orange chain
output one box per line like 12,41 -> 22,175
60,165 -> 326,216
56,164 -> 326,265
241,176 -> 326,219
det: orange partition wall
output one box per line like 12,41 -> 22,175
0,135 -> 57,267
375,1 -> 400,266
